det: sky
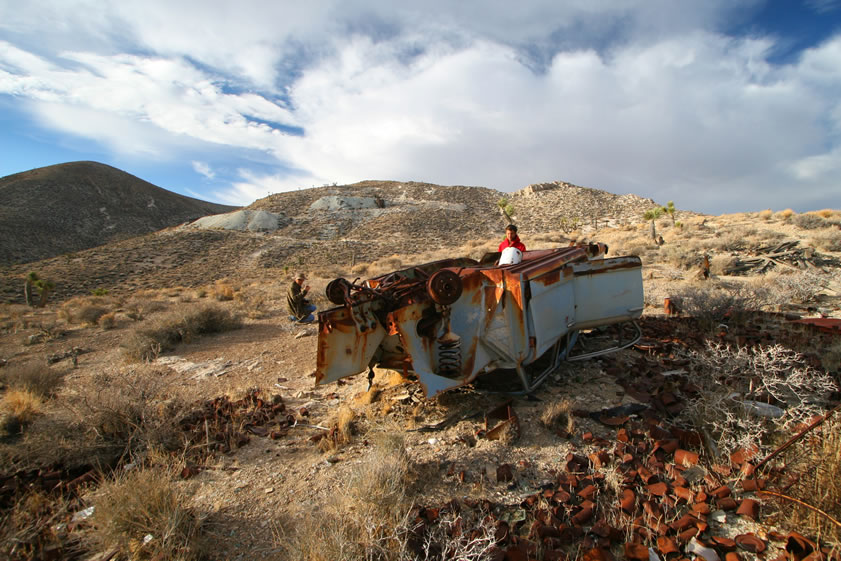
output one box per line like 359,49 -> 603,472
1,1 -> 840,215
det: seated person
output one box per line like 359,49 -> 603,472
499,224 -> 526,252
287,273 -> 317,323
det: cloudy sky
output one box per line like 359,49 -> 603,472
1,1 -> 839,214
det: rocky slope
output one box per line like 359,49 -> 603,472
0,173 -> 669,304
0,161 -> 238,265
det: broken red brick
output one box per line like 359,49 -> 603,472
581,547 -> 615,561
725,553 -> 743,561
620,488 -> 636,513
718,497 -> 738,511
735,534 -> 766,553
736,499 -> 759,520
578,484 -> 597,500
711,485 -> 732,499
624,543 -> 650,561
670,513 -> 698,531
673,486 -> 694,503
675,449 -> 699,466
712,536 -> 737,549
677,527 -> 699,542
657,536 -> 680,555
647,481 -> 668,497
691,502 -> 711,515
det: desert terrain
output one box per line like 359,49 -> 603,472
1,167 -> 841,561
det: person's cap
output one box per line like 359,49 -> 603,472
295,273 -> 306,280
506,224 -> 518,232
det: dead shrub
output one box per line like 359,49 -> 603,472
122,304 -> 241,362
212,280 -> 235,301
809,229 -> 841,252
99,312 -> 117,329
667,280 -> 769,329
815,209 -> 839,219
88,465 -> 207,561
659,245 -> 697,270
0,361 -> 64,397
350,263 -> 370,277
777,208 -> 795,220
540,399 -> 575,437
709,255 -> 738,276
758,209 -> 773,220
77,305 -> 108,326
757,270 -> 830,306
66,369 -> 187,455
680,341 -> 838,456
711,232 -> 747,252
792,213 -> 829,230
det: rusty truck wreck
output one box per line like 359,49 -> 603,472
315,244 -> 644,397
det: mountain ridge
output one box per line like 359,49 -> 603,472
0,161 -> 238,265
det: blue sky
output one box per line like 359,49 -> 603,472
1,1 -> 839,214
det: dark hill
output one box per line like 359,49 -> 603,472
0,161 -> 238,265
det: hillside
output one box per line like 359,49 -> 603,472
0,176 -> 664,304
0,161 -> 238,265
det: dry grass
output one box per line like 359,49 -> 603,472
759,209 -> 773,220
212,280 -> 235,301
777,208 -> 796,220
318,404 -> 357,452
0,360 -> 64,397
88,465 -> 207,561
281,429 -> 415,561
121,304 -> 241,362
99,311 -> 117,329
59,295 -> 122,325
815,209 -> 841,219
772,417 -> 841,547
2,389 -> 42,424
540,399 -> 575,437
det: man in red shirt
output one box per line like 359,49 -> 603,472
499,224 -> 526,252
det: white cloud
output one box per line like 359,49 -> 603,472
191,161 -> 215,179
211,169 -> 323,206
0,1 -> 839,213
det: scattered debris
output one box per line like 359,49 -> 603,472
724,240 -> 838,274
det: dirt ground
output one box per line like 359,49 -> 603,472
2,210 -> 841,560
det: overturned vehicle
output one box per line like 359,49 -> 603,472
315,243 -> 644,397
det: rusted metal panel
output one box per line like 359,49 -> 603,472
315,243 -> 644,397
789,317 -> 841,334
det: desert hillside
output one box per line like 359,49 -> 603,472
0,174 -> 666,304
0,161 -> 238,266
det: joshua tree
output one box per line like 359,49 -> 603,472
497,198 -> 515,224
643,207 -> 664,241
664,201 -> 676,226
33,277 -> 55,308
24,271 -> 39,306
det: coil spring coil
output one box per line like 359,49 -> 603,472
437,336 -> 461,376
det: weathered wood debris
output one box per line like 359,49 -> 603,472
724,240 -> 838,275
